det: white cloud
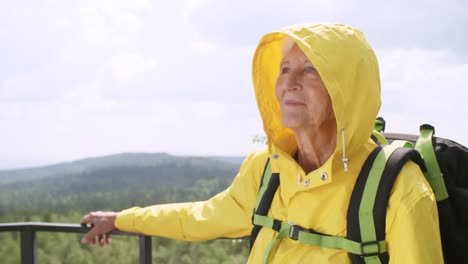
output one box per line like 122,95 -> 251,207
1,96 -> 261,168
187,0 -> 212,11
187,0 -> 467,56
59,86 -> 118,115
102,53 -> 156,81
378,48 -> 468,145
190,41 -> 218,53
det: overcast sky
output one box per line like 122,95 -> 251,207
1,0 -> 467,169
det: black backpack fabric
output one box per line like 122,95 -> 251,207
383,132 -> 468,263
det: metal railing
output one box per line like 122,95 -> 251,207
0,222 -> 152,264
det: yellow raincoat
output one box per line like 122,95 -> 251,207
115,23 -> 444,263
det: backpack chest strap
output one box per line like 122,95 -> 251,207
252,213 -> 387,263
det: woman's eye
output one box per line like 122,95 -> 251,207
281,67 -> 290,74
304,66 -> 317,73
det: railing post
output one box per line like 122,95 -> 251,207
139,235 -> 152,264
20,227 -> 37,264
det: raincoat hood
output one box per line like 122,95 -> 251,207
252,23 -> 381,171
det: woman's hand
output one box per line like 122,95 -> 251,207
80,211 -> 118,247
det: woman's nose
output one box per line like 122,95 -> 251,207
286,73 -> 301,91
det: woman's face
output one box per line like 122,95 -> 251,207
275,43 -> 335,130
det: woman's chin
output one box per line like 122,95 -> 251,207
281,118 -> 306,130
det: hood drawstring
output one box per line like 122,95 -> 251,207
341,128 -> 349,172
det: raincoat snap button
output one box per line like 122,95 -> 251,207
304,178 -> 310,186
273,154 -> 279,159
321,172 -> 328,181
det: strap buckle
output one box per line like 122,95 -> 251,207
272,219 -> 282,231
288,224 -> 302,241
360,241 -> 381,257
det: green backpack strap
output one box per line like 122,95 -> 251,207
391,140 -> 414,148
374,117 -> 386,133
373,117 -> 389,145
256,158 -> 272,209
372,130 -> 389,145
250,158 -> 278,250
347,145 -> 426,264
347,145 -> 397,264
414,125 -> 449,201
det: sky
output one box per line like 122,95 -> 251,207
1,0 -> 467,169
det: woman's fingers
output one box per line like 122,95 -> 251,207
80,213 -> 92,225
97,234 -> 111,247
80,211 -> 117,246
98,234 -> 105,247
105,234 -> 112,244
82,225 -> 100,244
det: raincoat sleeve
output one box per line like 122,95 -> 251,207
386,162 -> 444,264
114,150 -> 268,241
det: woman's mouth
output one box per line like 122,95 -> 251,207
283,99 -> 306,106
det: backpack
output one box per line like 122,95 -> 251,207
250,118 -> 468,263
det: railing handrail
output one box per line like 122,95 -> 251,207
0,221 -> 152,264
0,222 -> 138,235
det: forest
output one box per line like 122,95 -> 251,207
0,153 -> 249,263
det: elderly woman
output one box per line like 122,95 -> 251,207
81,23 -> 443,263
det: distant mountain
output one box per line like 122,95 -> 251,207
0,153 -> 247,216
0,152 -> 244,184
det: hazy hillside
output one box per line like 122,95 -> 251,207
0,152 -> 245,217
0,152 -> 244,184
